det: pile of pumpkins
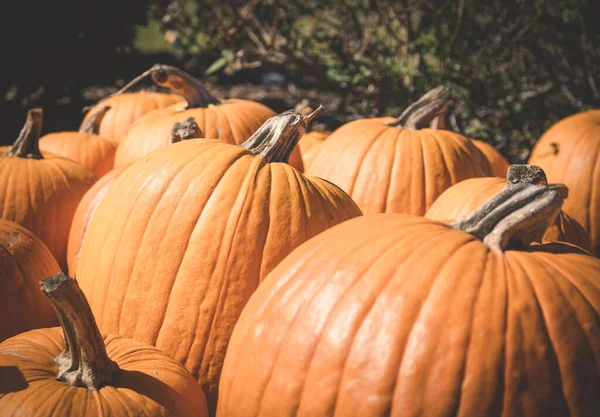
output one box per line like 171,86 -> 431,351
0,64 -> 598,417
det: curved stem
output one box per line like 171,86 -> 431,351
451,183 -> 566,251
3,109 -> 44,159
150,64 -> 220,108
171,117 -> 203,143
241,105 -> 324,163
79,106 -> 111,134
386,86 -> 451,129
40,273 -> 119,390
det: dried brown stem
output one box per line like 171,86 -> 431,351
79,106 -> 111,134
386,86 -> 451,130
171,117 -> 203,143
4,109 -> 44,159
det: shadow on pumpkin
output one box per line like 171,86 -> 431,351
0,366 -> 28,393
112,369 -> 189,410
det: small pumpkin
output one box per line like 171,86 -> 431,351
298,130 -> 330,172
66,164 -> 130,276
529,109 -> 600,256
0,219 -> 60,341
76,107 -> 361,413
218,181 -> 600,417
39,106 -> 118,178
114,64 -> 305,170
0,109 -> 96,271
472,139 -> 510,177
426,164 -> 592,253
0,273 -> 208,417
306,86 -> 492,215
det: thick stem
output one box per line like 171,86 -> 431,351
450,183 -> 566,251
171,117 -> 203,143
241,105 -> 324,163
3,109 -> 44,159
503,164 -> 548,188
79,106 -> 111,134
150,64 -> 220,108
386,86 -> 451,129
40,273 -> 118,390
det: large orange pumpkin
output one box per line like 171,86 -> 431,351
306,86 -> 492,215
0,219 -> 60,341
0,109 -> 97,271
76,107 -> 362,413
529,109 -> 600,256
0,273 -> 208,417
426,164 -> 592,253
218,182 -> 600,417
298,130 -> 330,172
39,106 -> 118,178
113,64 -> 304,170
472,139 -> 510,177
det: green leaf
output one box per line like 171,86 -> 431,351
205,57 -> 229,75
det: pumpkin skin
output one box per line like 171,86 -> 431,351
0,110 -> 97,271
81,91 -> 184,142
0,219 -> 60,341
66,165 -> 129,276
472,139 -> 510,177
218,211 -> 600,416
425,176 -> 593,253
76,111 -> 361,412
298,130 -> 329,172
529,109 -> 600,256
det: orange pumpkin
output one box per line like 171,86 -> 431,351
114,64 -> 304,170
0,109 -> 96,271
218,182 -> 600,417
76,107 -> 361,413
39,106 -> 118,178
0,273 -> 208,417
0,219 -> 60,341
66,164 -> 129,276
306,86 -> 492,215
298,130 -> 329,172
426,164 -> 592,253
529,109 -> 600,256
472,139 -> 510,177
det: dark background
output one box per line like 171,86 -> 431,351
2,0 -> 598,162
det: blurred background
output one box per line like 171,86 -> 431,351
2,0 -> 598,162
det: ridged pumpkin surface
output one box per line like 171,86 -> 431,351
298,130 -> 329,172
472,139 -> 510,177
0,219 -> 60,341
529,109 -> 600,256
76,138 -> 361,410
425,176 -> 593,253
81,92 -> 184,142
218,214 -> 600,417
307,118 -> 491,215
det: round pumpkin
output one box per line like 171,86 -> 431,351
0,273 -> 208,417
39,106 -> 118,178
66,164 -> 130,276
76,107 -> 362,413
298,130 -> 329,172
529,109 -> 600,256
472,139 -> 510,177
114,64 -> 304,170
0,219 -> 60,341
306,86 -> 492,215
426,164 -> 592,253
218,182 -> 600,417
0,109 -> 97,271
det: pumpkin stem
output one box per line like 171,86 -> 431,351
3,108 -> 44,159
386,86 -> 451,130
503,164 -> 549,189
171,117 -> 203,143
451,183 -> 567,251
150,64 -> 221,108
40,273 -> 119,390
79,106 -> 111,134
241,105 -> 324,163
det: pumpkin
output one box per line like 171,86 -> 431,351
76,107 -> 362,413
0,109 -> 96,271
114,64 -> 303,170
298,130 -> 330,172
306,86 -> 492,215
39,106 -> 118,178
0,273 -> 208,417
0,219 -> 60,341
472,139 -> 510,177
66,164 -> 130,276
218,181 -> 600,417
529,109 -> 600,256
426,164 -> 592,253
